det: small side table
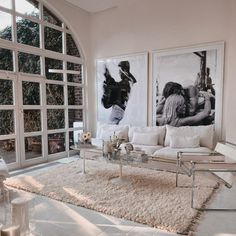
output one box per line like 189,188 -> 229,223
70,145 -> 96,174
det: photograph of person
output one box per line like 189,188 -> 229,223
96,53 -> 148,126
153,49 -> 217,127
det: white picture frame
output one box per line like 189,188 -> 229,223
96,52 -> 148,126
152,42 -> 224,140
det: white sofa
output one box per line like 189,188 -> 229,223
92,123 -> 215,161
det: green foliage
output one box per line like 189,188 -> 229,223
0,48 -> 13,71
22,81 -> 40,105
16,17 -> 40,47
44,26 -> 62,53
0,110 -> 14,135
18,52 -> 40,74
0,26 -> 12,41
47,110 -> 65,130
46,84 -> 64,105
0,80 -> 13,105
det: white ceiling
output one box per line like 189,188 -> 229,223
65,0 -> 119,13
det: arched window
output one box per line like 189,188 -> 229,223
0,0 -> 85,168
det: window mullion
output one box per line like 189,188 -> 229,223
39,1 -> 44,49
39,1 -> 44,77
11,0 -> 18,73
11,0 -> 16,44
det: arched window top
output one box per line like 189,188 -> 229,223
0,0 -> 82,61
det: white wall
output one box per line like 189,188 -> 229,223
88,0 -> 236,143
225,1 -> 236,143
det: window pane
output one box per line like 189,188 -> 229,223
0,48 -> 13,71
46,84 -> 64,105
0,139 -> 16,164
16,17 -> 39,47
48,133 -> 65,154
68,86 -> 83,106
66,34 -> 80,57
25,136 -> 42,159
68,109 -> 83,128
45,57 -> 63,81
43,7 -> 62,27
0,11 -> 12,41
47,109 -> 65,130
15,0 -> 39,18
18,52 -> 40,74
67,62 -> 82,83
0,110 -> 14,135
0,79 -> 13,105
24,110 -> 41,132
22,81 -> 40,105
0,0 -> 12,9
67,62 -> 81,71
44,27 -> 62,53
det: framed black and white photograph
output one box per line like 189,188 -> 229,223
96,52 -> 148,126
152,42 -> 224,137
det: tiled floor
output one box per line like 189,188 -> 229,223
3,158 -> 236,236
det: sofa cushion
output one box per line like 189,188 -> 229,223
132,144 -> 163,155
132,132 -> 158,146
128,126 -> 166,146
170,135 -> 200,148
96,122 -> 129,141
153,146 -> 212,160
164,125 -> 214,149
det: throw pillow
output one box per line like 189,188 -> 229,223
128,126 -> 166,146
164,125 -> 214,149
96,123 -> 129,141
132,132 -> 158,146
100,129 -> 127,141
169,135 -> 200,148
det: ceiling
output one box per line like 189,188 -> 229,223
65,0 -> 119,13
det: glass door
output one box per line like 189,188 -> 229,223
18,74 -> 46,167
0,72 -> 19,169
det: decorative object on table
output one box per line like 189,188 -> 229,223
11,197 -> 30,236
102,140 -> 113,157
128,150 -> 148,163
78,132 -> 92,147
103,132 -> 124,160
124,143 -> 134,155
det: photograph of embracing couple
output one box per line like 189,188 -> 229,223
154,49 -> 217,127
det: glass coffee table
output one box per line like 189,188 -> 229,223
70,145 -> 99,174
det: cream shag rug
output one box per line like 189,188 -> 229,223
5,159 -> 218,234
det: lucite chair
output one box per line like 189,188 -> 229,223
176,141 -> 236,210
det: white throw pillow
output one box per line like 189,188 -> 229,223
164,125 -> 214,149
100,129 -> 127,141
170,135 -> 200,148
132,132 -> 158,146
96,123 -> 129,141
128,126 -> 166,146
